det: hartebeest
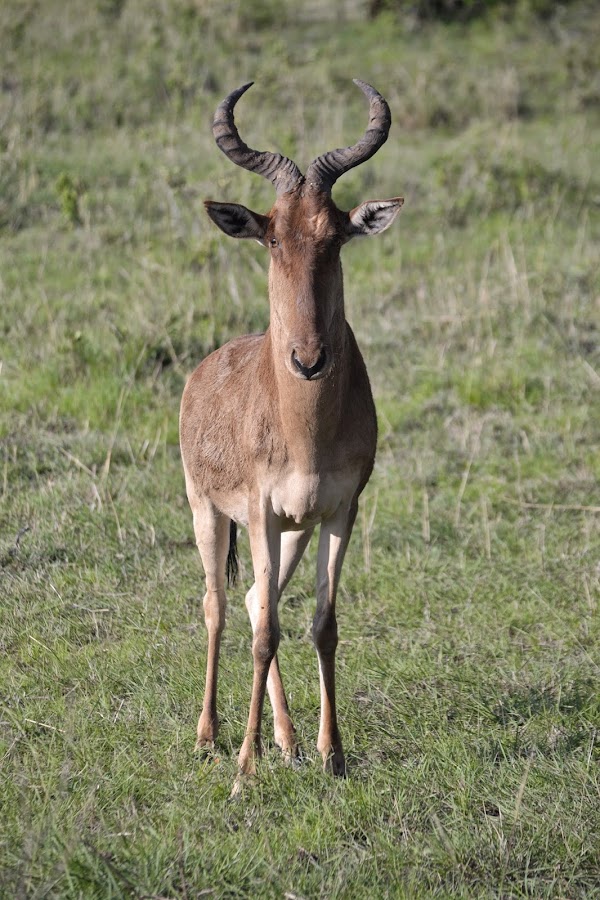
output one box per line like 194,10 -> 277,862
180,80 -> 403,784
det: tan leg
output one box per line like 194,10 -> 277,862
237,502 -> 281,778
314,501 -> 358,776
245,528 -> 314,759
190,495 -> 230,749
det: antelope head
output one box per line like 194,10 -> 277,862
204,80 -> 403,382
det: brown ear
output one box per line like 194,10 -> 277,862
205,201 -> 269,241
346,198 -> 404,238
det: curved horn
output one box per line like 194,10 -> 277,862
305,79 -> 391,194
212,82 -> 304,196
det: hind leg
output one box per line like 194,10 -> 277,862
245,528 -> 313,759
314,501 -> 358,776
188,491 -> 230,748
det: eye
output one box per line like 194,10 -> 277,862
269,237 -> 278,248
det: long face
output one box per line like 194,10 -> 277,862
206,188 -> 403,381
205,79 -> 404,381
264,190 -> 346,381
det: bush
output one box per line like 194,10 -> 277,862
368,0 -> 576,23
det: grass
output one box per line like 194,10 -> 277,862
1,0 -> 600,896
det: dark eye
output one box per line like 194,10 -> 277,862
269,237 -> 278,248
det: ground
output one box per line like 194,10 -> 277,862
1,0 -> 599,896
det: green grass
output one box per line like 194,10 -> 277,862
1,0 -> 600,896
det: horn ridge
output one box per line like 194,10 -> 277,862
305,79 -> 391,194
212,82 -> 304,196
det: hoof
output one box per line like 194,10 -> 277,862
196,714 -> 219,749
281,744 -> 303,768
194,740 -> 215,756
229,770 -> 257,800
273,716 -> 300,762
231,738 -> 260,799
194,737 -> 215,753
322,747 -> 346,777
275,728 -> 301,766
237,736 -> 260,778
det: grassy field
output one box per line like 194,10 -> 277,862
1,0 -> 600,896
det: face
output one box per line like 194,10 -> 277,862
204,189 -> 404,381
263,190 -> 346,380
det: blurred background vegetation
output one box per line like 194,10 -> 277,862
1,0 -> 599,897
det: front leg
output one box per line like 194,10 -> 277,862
187,491 -> 230,750
237,500 -> 281,780
314,500 -> 358,776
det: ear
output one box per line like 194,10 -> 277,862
204,201 -> 269,241
346,197 -> 404,239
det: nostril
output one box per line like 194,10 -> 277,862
291,351 -> 305,376
292,347 -> 327,380
309,347 -> 327,376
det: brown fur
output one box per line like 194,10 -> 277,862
180,157 -> 401,789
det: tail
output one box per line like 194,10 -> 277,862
226,520 -> 239,587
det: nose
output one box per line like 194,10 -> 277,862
291,346 -> 328,380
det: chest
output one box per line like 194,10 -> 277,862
269,467 -> 361,529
